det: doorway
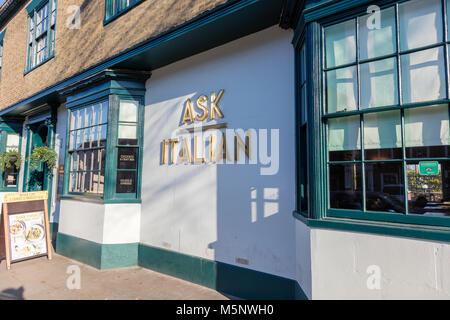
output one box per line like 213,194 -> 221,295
24,122 -> 49,192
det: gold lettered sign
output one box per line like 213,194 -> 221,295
1,191 -> 52,270
4,191 -> 49,203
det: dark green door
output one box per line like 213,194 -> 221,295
26,124 -> 49,191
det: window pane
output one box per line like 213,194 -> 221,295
91,126 -> 98,148
299,124 -> 308,213
118,124 -> 137,145
326,66 -> 357,113
77,109 -> 84,129
69,131 -> 75,150
70,111 -> 77,129
329,164 -> 362,210
85,150 -> 93,172
301,85 -> 307,125
407,160 -> 450,217
364,111 -> 402,160
83,127 -> 91,148
92,104 -> 100,125
325,20 -> 356,68
365,162 -> 405,213
99,124 -> 107,147
399,0 -> 443,51
69,172 -> 77,192
84,171 -> 92,193
119,100 -> 138,122
360,58 -> 398,109
116,170 -> 136,194
328,115 -> 361,161
85,105 -> 92,127
405,104 -> 450,158
4,165 -> 17,187
118,147 -> 137,170
401,47 -> 446,104
359,6 -> 396,60
71,152 -> 78,172
76,130 -> 83,149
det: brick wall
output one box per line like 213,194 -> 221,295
0,0 -> 228,110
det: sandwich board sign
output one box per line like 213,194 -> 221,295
419,161 -> 439,176
0,191 -> 52,269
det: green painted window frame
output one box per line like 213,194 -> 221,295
0,122 -> 23,192
25,0 -> 57,74
104,0 -> 144,25
63,93 -> 144,203
319,0 -> 450,230
66,100 -> 108,197
0,39 -> 3,84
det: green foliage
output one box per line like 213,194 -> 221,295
28,146 -> 58,172
407,168 -> 442,193
0,150 -> 22,172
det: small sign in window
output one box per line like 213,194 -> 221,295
419,161 -> 439,176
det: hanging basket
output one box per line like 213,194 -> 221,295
0,150 -> 22,172
28,146 -> 57,172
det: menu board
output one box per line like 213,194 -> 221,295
8,211 -> 47,261
1,191 -> 52,269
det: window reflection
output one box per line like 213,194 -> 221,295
364,111 -> 402,160
401,47 -> 446,104
408,161 -> 450,216
326,66 -> 358,113
328,116 -> 361,161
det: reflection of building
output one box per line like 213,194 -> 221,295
0,0 -> 449,299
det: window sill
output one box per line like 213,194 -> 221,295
60,194 -> 141,204
293,214 -> 450,243
24,54 -> 54,76
0,187 -> 19,193
103,0 -> 145,26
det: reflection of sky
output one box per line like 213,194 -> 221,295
0,1 -> 5,7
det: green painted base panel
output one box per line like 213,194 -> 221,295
55,232 -> 138,270
138,244 -> 308,300
54,232 -> 308,299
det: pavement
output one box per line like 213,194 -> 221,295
0,254 -> 229,300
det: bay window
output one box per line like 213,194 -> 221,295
324,0 -> 450,226
26,0 -> 57,72
0,122 -> 22,191
68,101 -> 108,196
105,0 -> 142,23
62,70 -> 147,203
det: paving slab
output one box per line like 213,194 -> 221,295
0,254 -> 229,300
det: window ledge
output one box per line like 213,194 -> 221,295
24,54 -> 55,76
60,194 -> 141,204
293,215 -> 450,243
103,0 -> 145,26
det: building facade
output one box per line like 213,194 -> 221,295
0,0 -> 449,299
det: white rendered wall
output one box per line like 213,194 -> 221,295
58,200 -> 105,243
310,228 -> 450,299
142,26 -> 296,279
295,220 -> 312,299
51,105 -> 68,224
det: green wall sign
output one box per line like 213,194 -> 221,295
419,161 -> 439,176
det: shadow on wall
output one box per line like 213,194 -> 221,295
0,287 -> 25,300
